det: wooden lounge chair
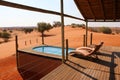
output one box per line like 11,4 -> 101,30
70,42 -> 104,59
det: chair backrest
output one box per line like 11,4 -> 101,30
92,42 -> 104,54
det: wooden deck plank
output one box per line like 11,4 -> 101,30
53,64 -> 75,80
41,50 -> 120,80
27,60 -> 61,80
60,62 -> 81,80
41,64 -> 67,80
17,51 -> 62,80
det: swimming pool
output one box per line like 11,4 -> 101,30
33,46 -> 74,56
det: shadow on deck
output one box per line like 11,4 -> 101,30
41,48 -> 120,80
17,51 -> 62,80
16,46 -> 120,80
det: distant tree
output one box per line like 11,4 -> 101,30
37,22 -> 52,44
115,29 -> 120,34
81,24 -> 85,28
89,27 -> 98,32
23,28 -> 33,34
71,23 -> 76,28
53,21 -> 62,27
9,30 -> 13,33
99,27 -> 112,34
1,32 -> 11,42
71,23 -> 85,28
3,29 -> 7,32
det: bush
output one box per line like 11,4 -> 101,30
3,29 -> 7,32
116,29 -> 120,34
9,30 -> 13,33
89,27 -> 98,32
71,23 -> 85,28
1,32 -> 11,42
53,21 -> 62,27
71,23 -> 76,28
23,28 -> 33,34
99,27 -> 112,34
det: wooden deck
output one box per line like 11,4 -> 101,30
41,49 -> 120,80
17,51 -> 62,80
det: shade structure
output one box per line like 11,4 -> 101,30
74,0 -> 120,22
0,0 -> 84,21
1,0 -> 120,63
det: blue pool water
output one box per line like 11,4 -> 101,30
33,46 -> 74,56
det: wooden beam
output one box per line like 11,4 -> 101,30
113,0 -> 117,21
87,0 -> 96,20
88,20 -> 120,22
0,0 -> 85,21
99,0 -> 105,21
74,0 -> 87,20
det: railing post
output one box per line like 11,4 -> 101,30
85,21 -> 88,46
83,34 -> 86,46
36,38 -> 38,43
30,40 -> 31,44
25,41 -> 27,45
15,35 -> 19,67
66,39 -> 68,61
90,33 -> 93,45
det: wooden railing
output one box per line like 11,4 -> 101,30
66,39 -> 68,61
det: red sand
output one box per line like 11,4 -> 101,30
0,27 -> 120,79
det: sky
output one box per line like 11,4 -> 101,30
0,0 -> 120,27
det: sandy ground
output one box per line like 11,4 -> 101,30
0,27 -> 120,80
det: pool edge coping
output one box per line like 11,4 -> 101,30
18,45 -> 63,60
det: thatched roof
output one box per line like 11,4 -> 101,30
74,0 -> 120,22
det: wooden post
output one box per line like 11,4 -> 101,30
15,35 -> 19,67
30,40 -> 31,44
83,34 -> 86,46
61,0 -> 65,63
36,38 -> 38,43
90,33 -> 93,45
25,41 -> 27,45
85,21 -> 88,46
66,39 -> 68,61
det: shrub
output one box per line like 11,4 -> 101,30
116,29 -> 120,34
23,28 -> 33,34
71,23 -> 85,28
71,23 -> 76,28
9,30 -> 13,33
3,29 -> 7,32
89,27 -> 98,32
99,27 -> 112,34
82,26 -> 86,29
53,21 -> 62,27
1,32 -> 11,42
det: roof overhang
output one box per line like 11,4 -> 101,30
74,0 -> 120,22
